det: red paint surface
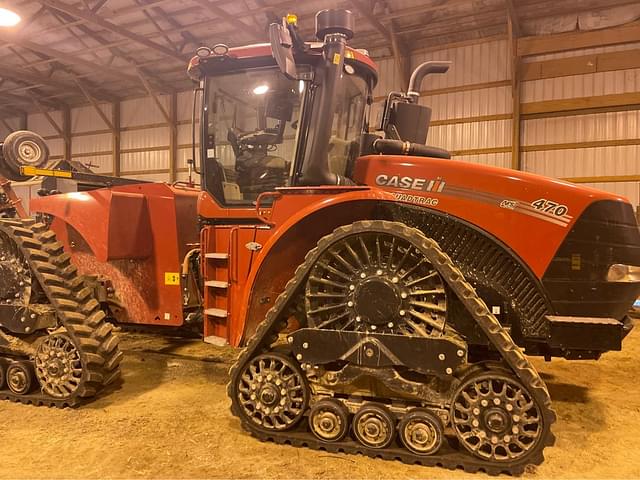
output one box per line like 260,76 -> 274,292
32,183 -> 199,326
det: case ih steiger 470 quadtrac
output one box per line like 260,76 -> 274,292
1,8 -> 639,475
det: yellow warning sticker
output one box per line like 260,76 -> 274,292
164,272 -> 180,285
332,53 -> 341,65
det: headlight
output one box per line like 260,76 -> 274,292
607,264 -> 640,282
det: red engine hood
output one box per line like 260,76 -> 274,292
353,155 -> 627,277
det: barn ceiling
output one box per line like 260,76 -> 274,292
0,0 -> 638,118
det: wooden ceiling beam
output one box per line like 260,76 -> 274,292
189,0 -> 262,42
0,31 -> 149,85
136,70 -> 171,123
518,20 -> 640,56
37,0 -> 186,62
74,79 -> 115,131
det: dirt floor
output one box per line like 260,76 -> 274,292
2,324 -> 640,480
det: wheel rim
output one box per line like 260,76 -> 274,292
35,334 -> 83,399
309,399 -> 349,442
306,231 -> 447,336
451,372 -> 544,462
17,140 -> 43,164
353,405 -> 395,449
7,363 -> 32,395
236,353 -> 308,431
399,409 -> 443,455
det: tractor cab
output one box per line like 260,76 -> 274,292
188,10 -> 379,209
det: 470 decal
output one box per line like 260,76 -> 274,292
531,198 -> 569,216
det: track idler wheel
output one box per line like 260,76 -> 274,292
234,352 -> 308,431
398,408 -> 444,456
6,361 -> 33,395
35,333 -> 83,399
352,404 -> 396,449
451,371 -> 545,463
308,399 -> 350,442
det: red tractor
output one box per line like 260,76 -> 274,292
1,8 -> 639,474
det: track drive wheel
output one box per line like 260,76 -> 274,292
6,361 -> 33,395
308,399 -> 350,442
451,370 -> 545,463
352,404 -> 396,449
398,408 -> 444,456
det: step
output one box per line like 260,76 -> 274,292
205,253 -> 229,260
204,335 -> 228,346
204,308 -> 228,318
205,280 -> 229,288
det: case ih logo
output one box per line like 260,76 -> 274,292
375,174 -> 446,193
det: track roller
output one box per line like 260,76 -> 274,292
6,361 -> 33,395
352,404 -> 396,449
398,408 -> 444,456
308,398 -> 350,442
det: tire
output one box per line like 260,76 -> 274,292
1,130 -> 50,181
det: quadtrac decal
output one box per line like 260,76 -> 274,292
375,174 -> 444,207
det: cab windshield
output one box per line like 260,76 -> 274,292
204,67 -> 302,204
202,63 -> 370,204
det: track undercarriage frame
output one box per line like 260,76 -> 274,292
228,220 -> 557,475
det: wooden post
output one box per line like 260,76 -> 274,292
112,101 -> 121,176
169,92 -> 178,182
508,12 -> 521,171
63,106 -> 71,161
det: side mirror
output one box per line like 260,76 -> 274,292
269,22 -> 298,80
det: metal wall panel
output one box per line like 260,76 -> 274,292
426,86 -> 512,121
125,172 -> 170,182
71,104 -> 112,133
411,39 -> 510,89
72,133 -> 113,152
72,133 -> 114,173
524,42 -> 640,63
121,127 -> 170,149
453,151 -> 511,169
428,119 -> 512,151
120,95 -> 170,127
582,181 -> 639,207
0,117 -> 19,138
28,112 -> 63,137
372,57 -> 403,99
524,110 -> 640,145
524,146 -> 640,178
72,155 -> 114,174
177,90 -> 199,122
522,68 -> 640,102
44,138 -> 65,158
120,150 -> 169,173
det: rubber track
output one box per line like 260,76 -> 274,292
0,218 -> 123,407
228,220 -> 556,475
